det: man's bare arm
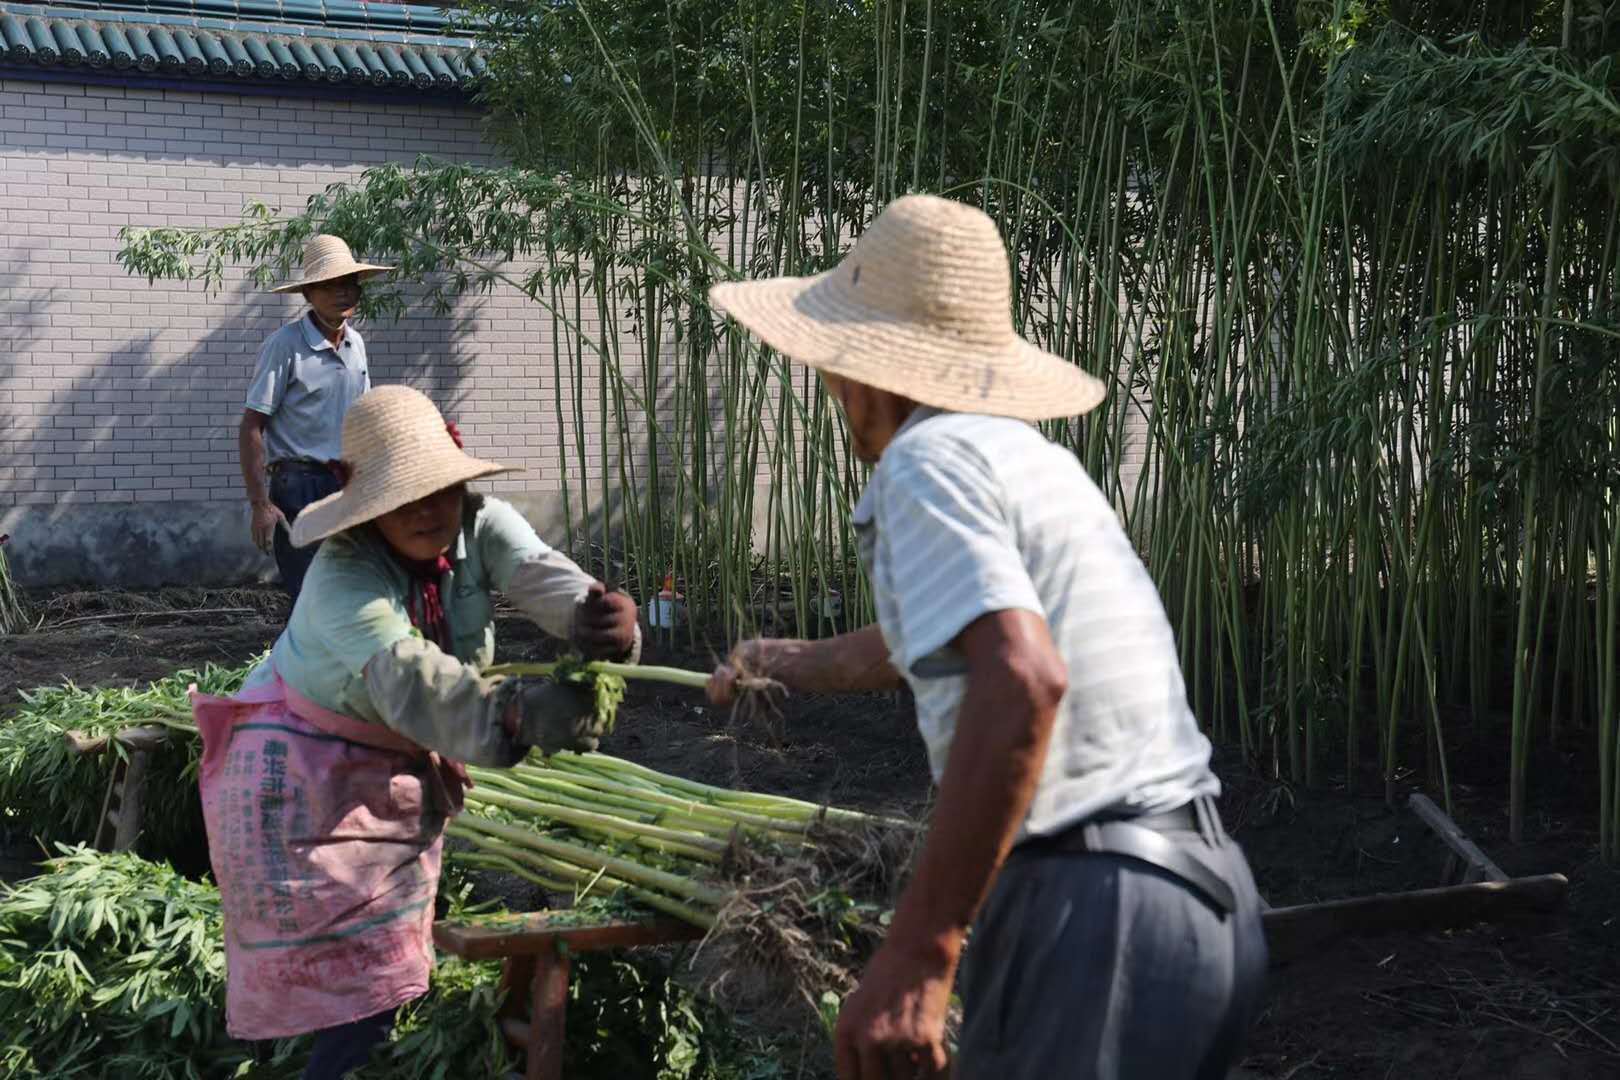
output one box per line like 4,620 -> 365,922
239,410 -> 273,506
709,624 -> 902,703
239,410 -> 285,553
833,609 -> 1068,1079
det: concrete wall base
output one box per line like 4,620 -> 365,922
0,491 -> 777,590
1,494 -> 576,589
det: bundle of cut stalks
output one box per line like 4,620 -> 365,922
450,750 -> 916,1009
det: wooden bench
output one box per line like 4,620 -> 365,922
63,725 -> 170,852
433,912 -> 706,1080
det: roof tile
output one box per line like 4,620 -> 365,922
0,1 -> 481,94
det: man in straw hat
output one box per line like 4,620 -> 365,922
240,234 -> 390,602
197,384 -> 640,1077
707,194 -> 1266,1079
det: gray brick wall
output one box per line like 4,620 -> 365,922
0,75 -> 1150,585
0,77 -> 604,515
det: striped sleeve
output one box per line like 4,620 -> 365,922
875,436 -> 1045,673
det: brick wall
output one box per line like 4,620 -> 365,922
0,74 -> 1149,586
0,76 -> 605,521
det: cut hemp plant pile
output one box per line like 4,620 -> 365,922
0,847 -> 739,1079
0,656 -> 261,868
5,652 -> 899,1022
0,652 -> 731,866
0,845 -> 287,1079
448,750 -> 916,1016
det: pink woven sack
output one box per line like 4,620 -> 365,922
191,673 -> 455,1040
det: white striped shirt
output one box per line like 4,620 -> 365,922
852,408 -> 1218,838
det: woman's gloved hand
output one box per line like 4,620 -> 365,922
502,678 -> 607,755
572,582 -> 639,661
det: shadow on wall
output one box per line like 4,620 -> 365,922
0,283 -> 480,588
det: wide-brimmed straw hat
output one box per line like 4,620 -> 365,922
709,194 -> 1106,422
270,234 -> 393,293
289,386 -> 518,547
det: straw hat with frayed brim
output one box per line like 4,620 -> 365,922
270,234 -> 393,293
708,194 -> 1106,422
289,385 -> 518,548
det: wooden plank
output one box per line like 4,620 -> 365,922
114,727 -> 171,753
433,913 -> 705,960
64,726 -> 171,757
65,731 -> 111,756
1408,793 -> 1509,883
92,758 -> 125,851
498,954 -> 537,1021
1263,873 -> 1567,963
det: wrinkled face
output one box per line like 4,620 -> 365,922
375,485 -> 465,562
302,274 -> 362,327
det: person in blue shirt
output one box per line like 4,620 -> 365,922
239,235 -> 390,601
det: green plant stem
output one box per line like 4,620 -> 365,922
485,661 -> 710,691
462,788 -> 725,862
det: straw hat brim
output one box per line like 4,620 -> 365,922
289,453 -> 518,548
710,273 -> 1107,422
270,264 -> 393,293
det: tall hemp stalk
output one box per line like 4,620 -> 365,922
116,1 -> 1620,853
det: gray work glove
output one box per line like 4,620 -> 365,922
503,677 -> 606,755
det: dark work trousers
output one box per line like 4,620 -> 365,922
268,462 -> 341,603
955,814 -> 1268,1079
300,1007 -> 398,1079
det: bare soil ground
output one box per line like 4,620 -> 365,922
2,585 -> 1616,1078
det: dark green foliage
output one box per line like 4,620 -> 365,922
0,848 -> 747,1078
0,659 -> 259,869
563,952 -> 726,1080
0,846 -> 297,1079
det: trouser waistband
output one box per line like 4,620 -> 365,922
1012,796 -> 1237,915
268,459 -> 331,475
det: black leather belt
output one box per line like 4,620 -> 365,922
1013,797 -> 1237,915
268,460 -> 330,475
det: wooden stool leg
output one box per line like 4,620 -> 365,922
528,940 -> 570,1080
112,748 -> 152,852
93,756 -> 128,852
497,955 -> 536,1058
499,955 -> 537,1019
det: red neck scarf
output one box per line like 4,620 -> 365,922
382,420 -> 468,653
400,553 -> 455,652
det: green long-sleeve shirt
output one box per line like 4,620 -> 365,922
243,494 -> 602,762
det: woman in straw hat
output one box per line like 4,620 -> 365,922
195,385 -> 639,1078
242,234 -> 392,605
707,194 -> 1266,1080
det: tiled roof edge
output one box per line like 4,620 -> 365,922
0,3 -> 486,92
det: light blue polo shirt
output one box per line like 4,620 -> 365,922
853,408 -> 1219,840
244,314 -> 371,464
